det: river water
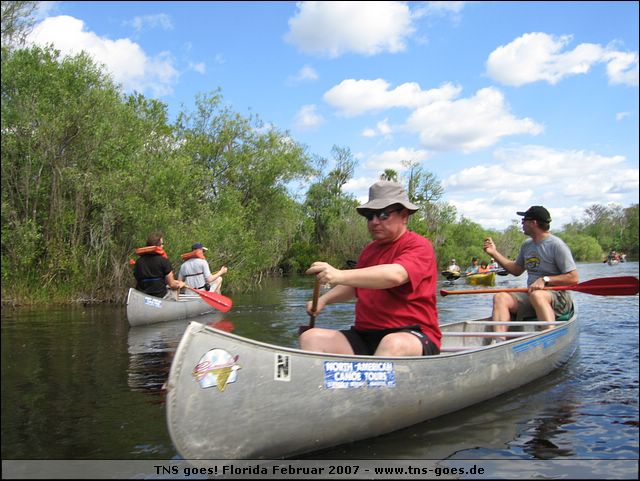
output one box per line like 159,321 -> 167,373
1,262 -> 638,477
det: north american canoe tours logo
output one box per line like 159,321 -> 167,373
193,349 -> 241,391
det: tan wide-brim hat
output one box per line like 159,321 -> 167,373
356,181 -> 419,216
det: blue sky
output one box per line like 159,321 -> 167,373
27,1 -> 639,230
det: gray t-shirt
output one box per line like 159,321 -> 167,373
178,258 -> 212,289
516,234 -> 576,286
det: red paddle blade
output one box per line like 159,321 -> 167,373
199,291 -> 233,312
186,287 -> 233,312
208,319 -> 235,332
572,276 -> 639,296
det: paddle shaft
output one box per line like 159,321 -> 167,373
299,279 -> 321,335
309,279 -> 321,328
440,276 -> 639,297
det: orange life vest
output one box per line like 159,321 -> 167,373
181,249 -> 206,261
128,246 -> 168,266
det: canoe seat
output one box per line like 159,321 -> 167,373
518,305 -> 574,324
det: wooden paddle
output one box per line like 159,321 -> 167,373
440,276 -> 639,297
184,286 -> 233,312
299,278 -> 321,335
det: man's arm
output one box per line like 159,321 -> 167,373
483,238 -> 525,276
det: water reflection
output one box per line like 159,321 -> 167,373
521,404 -> 576,459
126,314 -> 221,397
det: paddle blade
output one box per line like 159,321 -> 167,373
186,286 -> 233,312
199,291 -> 233,312
571,276 -> 639,296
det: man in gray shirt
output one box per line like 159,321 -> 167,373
483,206 -> 578,338
178,243 -> 227,293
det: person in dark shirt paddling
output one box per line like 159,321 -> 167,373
133,232 -> 185,298
299,180 -> 441,357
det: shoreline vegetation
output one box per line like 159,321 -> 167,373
2,40 -> 638,308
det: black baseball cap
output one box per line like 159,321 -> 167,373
517,206 -> 551,223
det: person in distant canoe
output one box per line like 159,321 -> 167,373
299,180 -> 441,357
477,260 -> 491,273
488,257 -> 499,270
447,258 -> 461,274
178,243 -> 228,293
133,232 -> 185,298
464,257 -> 479,276
483,206 -> 578,339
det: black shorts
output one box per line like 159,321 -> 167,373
340,325 -> 440,356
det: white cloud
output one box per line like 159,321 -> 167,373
291,65 -> 318,82
294,104 -> 324,131
616,112 -> 631,121
285,1 -> 414,57
405,87 -> 543,152
363,147 -> 431,171
486,32 -> 639,87
27,15 -> 179,97
324,79 -> 461,117
418,1 -> 466,16
604,50 -> 640,86
325,80 -> 542,153
442,144 -> 637,228
362,119 -> 393,137
189,62 -> 206,74
124,13 -> 174,33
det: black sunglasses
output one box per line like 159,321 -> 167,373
363,208 -> 402,221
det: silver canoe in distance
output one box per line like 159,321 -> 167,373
126,288 -> 220,327
166,312 -> 578,459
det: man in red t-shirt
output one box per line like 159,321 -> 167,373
299,181 -> 441,356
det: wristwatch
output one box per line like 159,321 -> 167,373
543,276 -> 551,285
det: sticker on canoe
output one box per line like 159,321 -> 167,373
274,353 -> 291,382
143,296 -> 162,308
192,349 -> 241,391
324,361 -> 396,389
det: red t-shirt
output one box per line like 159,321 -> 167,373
354,230 -> 441,348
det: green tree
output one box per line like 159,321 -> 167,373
1,45 -> 199,300
559,233 -> 603,262
300,146 -> 367,268
174,91 -> 314,286
1,0 -> 37,48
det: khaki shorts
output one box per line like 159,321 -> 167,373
510,290 -> 573,321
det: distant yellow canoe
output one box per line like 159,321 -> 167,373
465,271 -> 496,286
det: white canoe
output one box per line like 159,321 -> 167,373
166,311 -> 578,459
126,288 -> 220,327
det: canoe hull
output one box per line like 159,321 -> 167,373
440,270 -> 461,281
166,313 -> 578,459
465,271 -> 496,286
126,288 -> 219,327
